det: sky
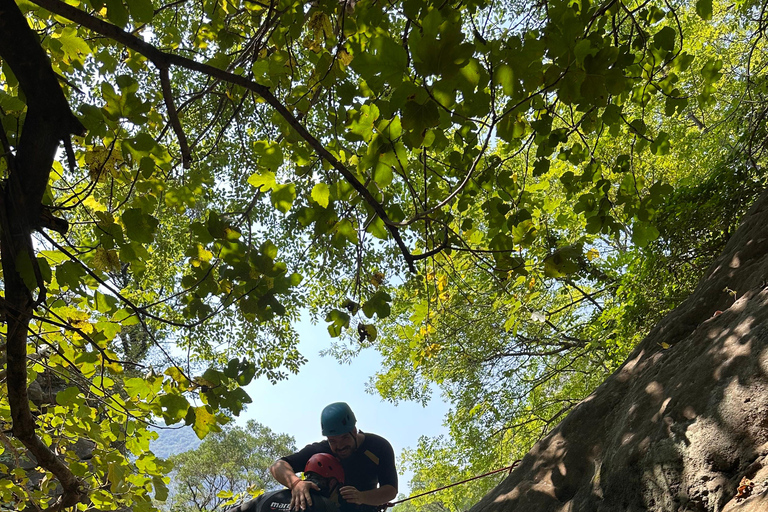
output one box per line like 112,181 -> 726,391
235,314 -> 451,494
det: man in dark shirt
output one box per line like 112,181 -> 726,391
269,402 -> 398,512
227,453 -> 344,512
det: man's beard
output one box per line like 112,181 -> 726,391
334,446 -> 353,458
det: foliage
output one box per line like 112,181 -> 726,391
324,0 -> 768,503
164,421 -> 295,512
391,435 -> 508,512
0,0 -> 767,507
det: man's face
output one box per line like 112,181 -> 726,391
327,432 -> 356,459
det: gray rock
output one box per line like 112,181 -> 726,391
27,380 -> 44,405
469,192 -> 768,512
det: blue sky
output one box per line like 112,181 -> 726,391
237,315 -> 450,493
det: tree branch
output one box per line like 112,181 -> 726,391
159,67 -> 192,168
0,0 -> 87,507
29,0 -> 419,272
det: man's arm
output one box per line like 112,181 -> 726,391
270,459 -> 302,490
340,484 -> 398,507
269,459 -> 319,511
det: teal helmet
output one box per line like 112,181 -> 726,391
321,402 -> 357,436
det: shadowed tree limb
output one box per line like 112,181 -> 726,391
159,67 -> 192,169
0,0 -> 87,508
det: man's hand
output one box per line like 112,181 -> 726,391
339,486 -> 363,505
340,484 -> 397,507
291,480 -> 320,511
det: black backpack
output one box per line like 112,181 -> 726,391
227,488 -> 339,512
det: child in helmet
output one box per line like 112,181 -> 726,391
270,402 -> 397,512
226,453 -> 345,512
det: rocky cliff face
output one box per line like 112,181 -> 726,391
469,193 -> 768,512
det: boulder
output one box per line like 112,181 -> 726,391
470,193 -> 768,512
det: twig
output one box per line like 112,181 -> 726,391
159,67 -> 192,168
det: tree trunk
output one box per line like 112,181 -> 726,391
0,0 -> 86,507
470,193 -> 768,511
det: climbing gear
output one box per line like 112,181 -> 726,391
305,453 -> 345,484
321,402 -> 357,436
377,460 -> 522,511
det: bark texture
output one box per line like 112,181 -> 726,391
469,193 -> 768,512
0,0 -> 86,508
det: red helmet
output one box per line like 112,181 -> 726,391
304,453 -> 344,483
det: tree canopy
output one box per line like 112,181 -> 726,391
0,0 -> 766,508
165,421 -> 295,512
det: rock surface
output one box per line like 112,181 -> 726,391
469,193 -> 768,512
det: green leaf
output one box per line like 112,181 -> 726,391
653,27 -> 676,52
650,131 -> 671,155
348,35 -> 408,92
543,247 -> 581,278
107,460 -> 129,493
15,251 -> 37,291
701,58 -> 723,83
140,156 -> 155,178
104,0 -> 129,27
159,393 -> 190,425
224,358 -> 240,379
165,367 -> 189,387
153,475 -> 169,502
362,290 -> 391,319
311,183 -> 330,208
56,387 -> 82,406
125,377 -> 153,399
94,290 -> 118,314
271,183 -> 296,213
254,141 -> 284,172
190,406 -> 219,439
127,0 -> 154,23
367,217 -> 388,239
511,219 -> 536,247
122,208 -> 159,243
348,104 -> 379,140
493,64 -> 515,96
629,118 -> 647,136
128,133 -> 157,152
402,100 -> 440,133
696,0 -> 713,20
92,490 -> 116,508
497,114 -> 527,142
237,361 -> 257,386
632,222 -> 660,248
206,211 -> 229,239
533,158 -> 550,177
57,27 -> 92,63
325,309 -> 350,337
201,368 -> 225,387
247,171 -> 277,191
574,39 -> 593,65
37,256 -> 54,287
332,219 -> 358,246
363,323 -> 378,341
602,104 -> 622,126
218,387 -> 252,416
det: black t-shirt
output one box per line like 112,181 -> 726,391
281,433 -> 397,512
227,488 -> 338,512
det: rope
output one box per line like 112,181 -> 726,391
378,460 -> 522,511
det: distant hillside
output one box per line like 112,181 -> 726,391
150,425 -> 202,460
